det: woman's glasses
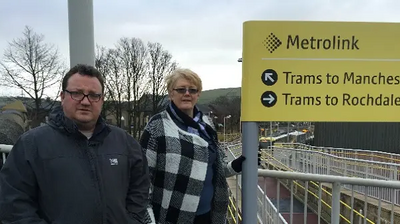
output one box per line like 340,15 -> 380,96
173,88 -> 198,94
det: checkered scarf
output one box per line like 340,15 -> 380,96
168,102 -> 211,140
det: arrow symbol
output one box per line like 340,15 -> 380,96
263,94 -> 275,104
261,91 -> 277,108
264,72 -> 275,82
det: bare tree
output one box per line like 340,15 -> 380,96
117,37 -> 148,137
147,42 -> 177,115
0,26 -> 65,127
95,45 -> 115,119
95,39 -> 179,137
95,47 -> 126,128
107,49 -> 126,128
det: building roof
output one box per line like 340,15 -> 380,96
1,100 -> 27,113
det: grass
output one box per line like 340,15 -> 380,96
198,87 -> 241,105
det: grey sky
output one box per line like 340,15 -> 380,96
1,0 -> 400,97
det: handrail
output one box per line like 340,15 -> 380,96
228,196 -> 242,223
263,145 -> 380,223
264,149 -> 385,224
263,152 -> 360,223
272,145 -> 400,168
268,146 -> 400,205
226,143 -> 287,224
258,169 -> 400,188
227,141 -> 400,224
0,144 -> 12,153
270,146 -> 400,176
258,165 -> 400,224
279,142 -> 400,164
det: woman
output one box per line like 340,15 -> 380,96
140,68 -> 249,224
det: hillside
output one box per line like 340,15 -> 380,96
198,87 -> 241,105
0,87 -> 242,109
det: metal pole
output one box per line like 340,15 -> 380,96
287,122 -> 290,142
241,121 -> 258,224
331,182 -> 341,224
67,0 -> 95,67
235,174 -> 239,223
239,117 -> 242,134
224,117 -> 226,143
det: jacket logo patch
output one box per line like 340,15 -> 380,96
109,158 -> 118,166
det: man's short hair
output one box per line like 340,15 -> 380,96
62,64 -> 105,93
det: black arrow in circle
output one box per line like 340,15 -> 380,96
261,69 -> 278,86
261,91 -> 277,107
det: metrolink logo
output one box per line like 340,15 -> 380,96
262,33 -> 360,53
262,33 -> 282,53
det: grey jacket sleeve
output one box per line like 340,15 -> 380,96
220,147 -> 241,177
0,135 -> 48,224
125,133 -> 151,224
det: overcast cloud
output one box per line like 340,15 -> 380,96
1,0 -> 400,96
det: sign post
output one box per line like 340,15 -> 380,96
241,20 -> 400,224
241,122 -> 259,224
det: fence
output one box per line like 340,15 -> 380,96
279,143 -> 400,165
257,169 -> 400,224
0,144 -> 12,165
266,146 -> 400,206
226,143 -> 287,224
227,142 -> 400,224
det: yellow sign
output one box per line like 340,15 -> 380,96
241,21 -> 400,122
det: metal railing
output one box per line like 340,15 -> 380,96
278,143 -> 400,165
227,143 -> 400,224
0,144 -> 12,165
263,151 -> 376,224
258,169 -> 400,224
227,195 -> 242,224
267,146 -> 400,206
226,143 -> 287,224
0,144 -> 12,152
257,178 -> 288,224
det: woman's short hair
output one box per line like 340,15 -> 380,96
165,68 -> 203,93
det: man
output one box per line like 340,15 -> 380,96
0,64 -> 150,224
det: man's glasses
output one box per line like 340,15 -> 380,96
64,90 -> 102,102
173,88 -> 198,94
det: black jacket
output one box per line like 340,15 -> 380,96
0,107 -> 150,224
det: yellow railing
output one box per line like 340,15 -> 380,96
262,151 -> 375,224
227,196 -> 242,223
228,143 -> 395,224
218,133 -> 242,142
